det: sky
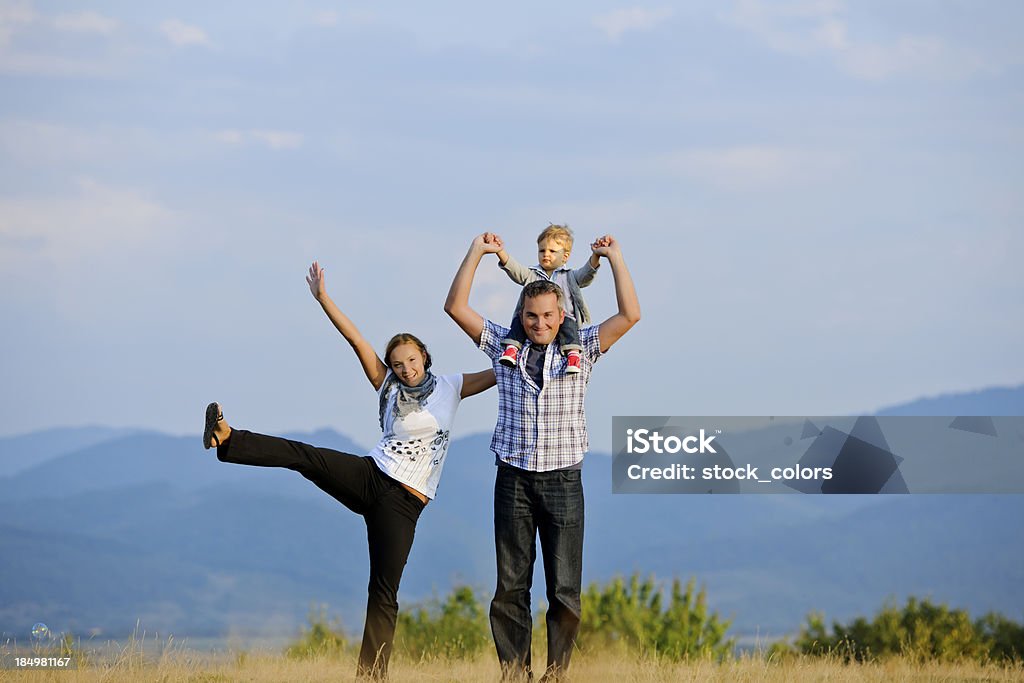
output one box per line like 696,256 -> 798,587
1,0 -> 1022,452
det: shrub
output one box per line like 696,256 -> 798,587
284,605 -> 349,660
976,612 -> 1024,662
577,573 -> 734,661
395,585 -> 491,661
790,597 -> 1024,663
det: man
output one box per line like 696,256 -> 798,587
444,232 -> 640,679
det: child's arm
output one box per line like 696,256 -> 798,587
495,238 -> 539,286
496,240 -> 511,267
306,261 -> 389,391
573,244 -> 603,288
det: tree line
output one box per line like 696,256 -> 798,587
286,573 -> 1023,664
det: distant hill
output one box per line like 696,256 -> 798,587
0,426 -> 138,476
0,428 -> 364,502
0,384 -> 1022,642
875,384 -> 1024,416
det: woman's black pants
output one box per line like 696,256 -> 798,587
217,429 -> 425,678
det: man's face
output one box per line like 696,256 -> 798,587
520,292 -> 564,346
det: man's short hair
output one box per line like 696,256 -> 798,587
537,224 -> 573,250
522,280 -> 565,310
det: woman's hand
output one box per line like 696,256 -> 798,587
306,261 -> 327,301
305,259 -> 388,389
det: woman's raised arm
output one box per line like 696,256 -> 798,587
307,261 -> 388,391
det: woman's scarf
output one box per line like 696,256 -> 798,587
378,370 -> 437,432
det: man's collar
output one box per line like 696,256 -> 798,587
520,337 -> 550,356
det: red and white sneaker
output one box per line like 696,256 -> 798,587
565,350 -> 582,374
499,345 -> 519,368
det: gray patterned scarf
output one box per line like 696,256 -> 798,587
378,370 -> 437,432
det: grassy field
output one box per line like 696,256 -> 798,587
2,649 -> 1022,682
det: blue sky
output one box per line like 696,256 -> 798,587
1,1 -> 1021,452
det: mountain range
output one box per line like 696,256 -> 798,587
1,385 -> 1022,644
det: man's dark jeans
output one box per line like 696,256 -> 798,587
490,465 -> 584,680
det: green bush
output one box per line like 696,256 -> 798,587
789,597 -> 1024,663
977,612 -> 1024,662
395,585 -> 491,661
284,605 -> 350,660
299,576 -> 734,663
577,573 -> 734,661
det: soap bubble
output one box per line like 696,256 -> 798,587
31,623 -> 49,640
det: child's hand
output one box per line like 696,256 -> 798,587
591,235 -> 619,258
485,232 -> 511,265
306,261 -> 327,301
474,232 -> 504,254
484,232 -> 504,251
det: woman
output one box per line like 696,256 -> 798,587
203,261 -> 495,679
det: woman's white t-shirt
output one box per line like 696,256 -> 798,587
368,373 -> 463,500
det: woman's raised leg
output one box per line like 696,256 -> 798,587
206,403 -> 378,513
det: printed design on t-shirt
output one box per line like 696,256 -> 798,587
382,429 -> 450,464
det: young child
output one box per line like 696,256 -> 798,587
493,224 -> 601,374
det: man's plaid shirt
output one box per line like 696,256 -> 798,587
479,319 -> 603,471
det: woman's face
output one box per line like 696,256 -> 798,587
388,343 -> 427,387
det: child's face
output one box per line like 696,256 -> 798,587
537,238 -> 570,271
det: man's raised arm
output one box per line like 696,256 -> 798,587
444,233 -> 503,345
594,235 -> 641,353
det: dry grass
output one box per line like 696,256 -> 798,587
2,646 -> 1022,683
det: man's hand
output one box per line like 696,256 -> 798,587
445,236 -> 493,345
475,232 -> 504,254
306,261 -> 327,301
594,235 -> 639,353
590,235 -> 618,258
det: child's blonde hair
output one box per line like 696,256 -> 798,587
537,224 -> 573,251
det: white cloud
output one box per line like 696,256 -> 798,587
0,178 -> 174,265
251,129 -> 303,150
313,10 -> 339,27
214,129 -> 245,145
53,11 -> 118,35
0,120 -> 101,162
311,8 -> 376,29
840,35 -> 950,81
0,51 -> 113,76
0,0 -> 37,47
593,7 -> 673,43
0,120 -> 218,167
812,17 -> 847,51
727,0 -> 848,56
215,129 -> 304,150
159,19 -> 211,48
0,4 -> 119,76
666,145 -> 843,190
725,0 -> 987,81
